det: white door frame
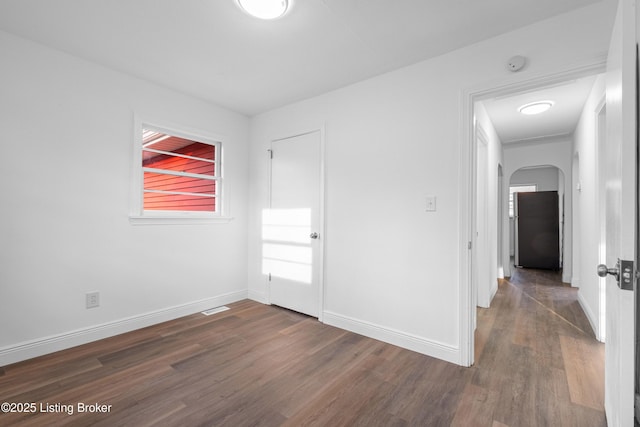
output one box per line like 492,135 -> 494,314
595,96 -> 607,342
459,60 -> 606,366
267,125 -> 326,321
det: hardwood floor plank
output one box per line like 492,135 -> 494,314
475,304 -> 497,361
0,265 -> 605,426
534,364 -> 574,426
491,345 -> 539,427
450,383 -> 500,427
559,334 -> 605,411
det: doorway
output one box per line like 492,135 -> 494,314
509,165 -> 564,272
263,129 -> 324,318
463,64 -> 606,367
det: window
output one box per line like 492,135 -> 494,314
509,185 -> 537,217
131,122 -> 227,223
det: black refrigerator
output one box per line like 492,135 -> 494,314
514,191 -> 560,270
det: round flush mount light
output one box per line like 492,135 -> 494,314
238,0 -> 288,19
518,101 -> 554,115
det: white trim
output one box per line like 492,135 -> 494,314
128,215 -> 233,225
143,189 -> 216,199
318,125 -> 326,323
142,147 -> 217,164
248,290 -> 269,304
0,290 -> 247,367
459,81 -> 474,367
323,311 -> 460,365
593,95 -> 607,345
140,121 -> 225,146
142,167 -> 218,182
490,280 -> 499,303
577,289 -> 601,342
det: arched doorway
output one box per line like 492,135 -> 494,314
508,165 -> 566,273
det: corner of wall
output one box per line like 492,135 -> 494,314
322,311 -> 462,366
0,290 -> 247,367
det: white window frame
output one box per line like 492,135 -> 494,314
130,118 -> 231,225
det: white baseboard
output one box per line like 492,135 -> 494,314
248,289 -> 268,304
577,290 -> 600,340
0,290 -> 247,367
563,272 -> 572,285
490,281 -> 499,304
323,311 -> 460,365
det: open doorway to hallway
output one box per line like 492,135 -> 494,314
472,71 -> 606,336
469,68 -> 609,409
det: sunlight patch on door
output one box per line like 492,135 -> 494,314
263,243 -> 312,264
262,208 -> 311,244
262,208 -> 313,284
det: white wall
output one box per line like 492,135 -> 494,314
0,1 -> 615,368
503,138 -> 573,282
572,73 -> 606,340
511,166 -> 559,190
247,3 -> 613,365
474,103 -> 504,308
0,31 -> 250,365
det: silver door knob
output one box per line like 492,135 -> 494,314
597,263 -> 619,279
310,232 -> 319,239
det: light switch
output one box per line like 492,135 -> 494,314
425,195 -> 437,212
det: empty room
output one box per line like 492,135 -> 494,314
0,0 -> 637,425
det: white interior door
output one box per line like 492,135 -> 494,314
602,0 -> 636,424
264,130 -> 322,317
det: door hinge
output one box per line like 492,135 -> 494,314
268,273 -> 272,281
468,241 -> 472,250
267,149 -> 273,159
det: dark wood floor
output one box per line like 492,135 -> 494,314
0,268 -> 605,426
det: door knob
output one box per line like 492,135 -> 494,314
597,263 -> 619,279
309,232 -> 319,239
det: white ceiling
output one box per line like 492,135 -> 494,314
0,0 -> 605,116
481,74 -> 600,144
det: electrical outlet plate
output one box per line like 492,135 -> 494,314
86,292 -> 100,309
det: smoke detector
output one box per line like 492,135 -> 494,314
507,56 -> 526,72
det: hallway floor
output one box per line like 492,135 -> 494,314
473,266 -> 606,426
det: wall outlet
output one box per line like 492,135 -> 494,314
86,292 -> 100,309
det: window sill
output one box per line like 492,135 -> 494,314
129,215 -> 233,225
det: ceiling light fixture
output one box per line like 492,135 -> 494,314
518,101 -> 554,115
238,0 -> 288,19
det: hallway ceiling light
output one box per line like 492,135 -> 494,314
518,101 -> 554,115
238,0 -> 288,19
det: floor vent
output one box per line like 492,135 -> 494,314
201,306 -> 230,316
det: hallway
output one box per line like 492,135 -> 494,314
472,266 -> 606,426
